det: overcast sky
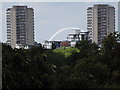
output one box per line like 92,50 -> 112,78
0,1 -> 118,43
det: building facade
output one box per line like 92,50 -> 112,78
87,4 -> 115,44
42,30 -> 89,49
67,30 -> 88,42
6,6 -> 34,48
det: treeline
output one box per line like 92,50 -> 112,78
2,33 -> 120,89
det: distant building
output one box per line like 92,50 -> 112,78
42,41 -> 61,49
6,5 -> 34,48
60,41 -> 70,47
42,41 -> 53,49
42,30 -> 89,49
67,30 -> 88,42
67,30 -> 89,47
87,4 -> 115,45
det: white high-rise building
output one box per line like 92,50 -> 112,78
87,4 -> 115,44
6,6 -> 34,48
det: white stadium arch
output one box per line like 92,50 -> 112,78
48,27 -> 85,41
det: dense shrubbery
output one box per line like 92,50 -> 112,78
2,33 -> 120,89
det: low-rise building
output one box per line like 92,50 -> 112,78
42,30 -> 89,49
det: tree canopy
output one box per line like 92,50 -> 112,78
2,33 -> 120,89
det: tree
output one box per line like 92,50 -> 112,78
101,33 -> 120,71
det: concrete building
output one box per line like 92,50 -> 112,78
6,5 -> 34,48
67,30 -> 88,42
87,4 -> 115,44
42,41 -> 61,49
42,30 -> 89,49
67,30 -> 89,47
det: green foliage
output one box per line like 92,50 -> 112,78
2,44 -> 54,89
75,40 -> 99,59
2,33 -> 120,89
53,47 -> 80,58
